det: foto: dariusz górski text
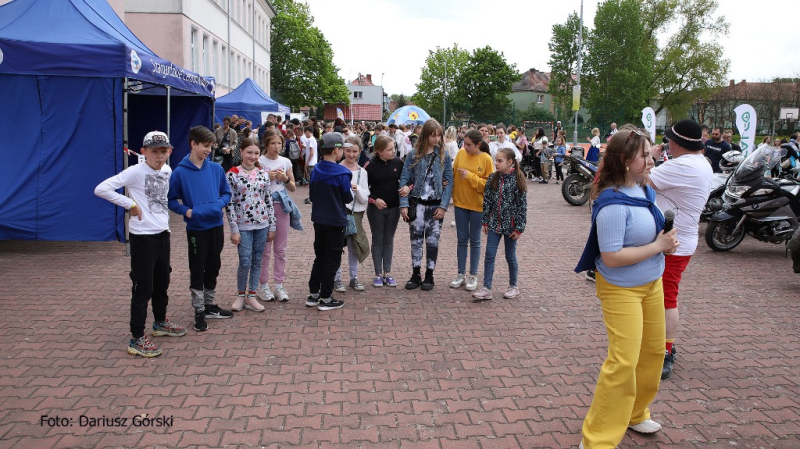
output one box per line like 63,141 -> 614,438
40,414 -> 174,428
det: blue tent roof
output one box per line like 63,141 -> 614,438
0,0 -> 214,97
215,78 -> 290,121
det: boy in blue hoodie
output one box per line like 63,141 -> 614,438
168,126 -> 234,331
305,133 -> 354,311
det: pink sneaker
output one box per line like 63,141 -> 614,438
244,294 -> 265,312
471,287 -> 493,301
504,286 -> 519,299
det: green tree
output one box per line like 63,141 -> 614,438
454,46 -> 518,122
390,94 -> 410,108
643,0 -> 729,119
412,44 -> 470,123
547,12 -> 588,122
584,0 -> 656,125
520,104 -> 555,123
270,0 -> 349,110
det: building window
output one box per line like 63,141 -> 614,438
202,35 -> 209,76
353,91 -> 363,99
537,94 -> 544,103
221,44 -> 227,86
190,28 -> 197,72
212,40 -> 218,78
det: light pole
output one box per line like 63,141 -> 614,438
573,0 -> 583,148
381,73 -> 385,121
443,58 -> 447,125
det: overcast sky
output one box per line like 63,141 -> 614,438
304,0 -> 800,96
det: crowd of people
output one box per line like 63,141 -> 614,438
97,109 -> 758,448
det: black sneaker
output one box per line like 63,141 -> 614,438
661,350 -> 674,380
671,345 -> 677,361
421,269 -> 435,291
194,311 -> 208,332
405,273 -> 422,290
305,294 -> 320,307
204,304 -> 233,319
318,297 -> 344,311
585,270 -> 596,282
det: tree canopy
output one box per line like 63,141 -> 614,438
269,0 -> 349,110
547,12 -> 588,122
453,46 -> 518,123
411,44 -> 469,123
548,0 -> 730,127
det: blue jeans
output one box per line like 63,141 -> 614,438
483,230 -> 518,289
237,227 -> 269,292
455,207 -> 483,275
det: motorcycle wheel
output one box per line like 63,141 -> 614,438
705,217 -> 746,251
562,173 -> 592,206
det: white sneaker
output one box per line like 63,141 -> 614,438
275,286 -> 289,302
504,286 -> 519,299
449,274 -> 465,288
465,275 -> 478,291
472,287 -> 493,301
628,419 -> 662,434
257,285 -> 275,301
450,220 -> 456,227
333,280 -> 346,293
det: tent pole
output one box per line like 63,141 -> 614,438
123,78 -> 130,257
166,86 -> 171,142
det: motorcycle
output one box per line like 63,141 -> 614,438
560,154 -> 598,206
701,151 -> 744,222
705,145 -> 800,251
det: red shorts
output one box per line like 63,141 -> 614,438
663,254 -> 691,309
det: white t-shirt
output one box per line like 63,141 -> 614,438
590,136 -> 601,147
445,141 -> 459,164
649,153 -> 714,256
490,139 -> 521,162
259,155 -> 293,194
301,135 -> 318,166
94,162 -> 171,235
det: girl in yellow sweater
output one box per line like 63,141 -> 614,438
450,129 -> 495,291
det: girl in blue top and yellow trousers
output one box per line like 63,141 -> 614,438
575,126 -> 679,449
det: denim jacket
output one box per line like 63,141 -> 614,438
398,147 -> 454,210
270,190 -> 304,231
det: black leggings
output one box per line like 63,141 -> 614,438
554,162 -> 564,181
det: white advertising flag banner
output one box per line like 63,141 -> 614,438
734,104 -> 757,155
641,107 -> 656,143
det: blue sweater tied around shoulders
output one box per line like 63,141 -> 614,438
574,185 -> 665,273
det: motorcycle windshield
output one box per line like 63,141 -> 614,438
733,146 -> 785,182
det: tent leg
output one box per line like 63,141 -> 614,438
123,78 -> 130,257
166,86 -> 171,146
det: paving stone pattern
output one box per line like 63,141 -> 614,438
1,180 -> 799,448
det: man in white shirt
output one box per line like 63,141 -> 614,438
302,127 -> 318,204
648,119 -> 713,380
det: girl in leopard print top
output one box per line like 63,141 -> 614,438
472,148 -> 527,302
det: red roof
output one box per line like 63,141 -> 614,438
324,104 -> 382,121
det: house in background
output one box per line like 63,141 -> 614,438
509,69 -> 553,114
324,74 -> 385,122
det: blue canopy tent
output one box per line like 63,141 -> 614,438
386,105 -> 431,126
0,0 -> 215,242
214,78 -> 290,126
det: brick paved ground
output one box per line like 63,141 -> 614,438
1,179 -> 799,449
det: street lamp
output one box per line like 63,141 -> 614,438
381,73 -> 385,121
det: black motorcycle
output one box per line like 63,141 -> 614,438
561,154 -> 598,206
701,150 -> 743,222
705,146 -> 800,251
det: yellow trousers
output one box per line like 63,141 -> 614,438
581,273 -> 666,449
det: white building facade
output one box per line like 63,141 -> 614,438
120,0 -> 275,97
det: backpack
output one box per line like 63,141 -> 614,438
286,140 -> 301,160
